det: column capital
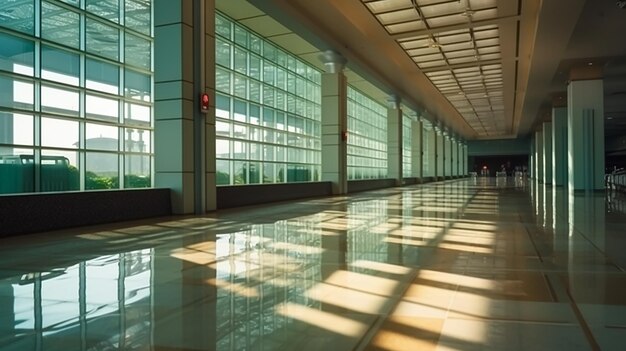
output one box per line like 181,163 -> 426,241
319,50 -> 347,73
568,62 -> 603,82
386,95 -> 400,109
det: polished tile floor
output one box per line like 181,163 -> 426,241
1,177 -> 626,350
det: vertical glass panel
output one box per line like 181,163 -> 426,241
233,160 -> 245,184
0,112 -> 33,145
0,147 -> 34,194
41,117 -> 79,148
215,14 -> 231,39
248,162 -> 260,183
233,47 -> 247,74
233,74 -> 246,98
86,122 -> 118,151
216,159 -> 230,185
86,152 -> 119,189
41,85 -> 80,115
41,46 -> 80,85
125,102 -> 150,124
216,39 -> 231,68
86,19 -> 120,60
0,32 -> 34,75
216,121 -> 230,137
125,69 -> 151,101
234,25 -> 248,47
42,1 -> 80,48
86,0 -> 120,23
86,58 -> 120,94
86,94 -> 119,120
125,0 -> 151,35
216,138 -> 230,158
124,128 -> 150,152
125,32 -> 151,70
249,34 -> 262,54
216,67 -> 231,94
263,162 -> 274,183
0,0 -> 34,34
125,154 -> 150,188
0,75 -> 34,109
233,99 -> 246,123
216,94 -> 230,119
41,149 -> 80,191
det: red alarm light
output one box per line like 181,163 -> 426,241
200,93 -> 209,113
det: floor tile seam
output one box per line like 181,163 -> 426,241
568,226 -> 625,272
442,315 -> 580,326
560,275 -> 603,351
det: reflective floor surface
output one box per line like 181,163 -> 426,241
1,177 -> 626,350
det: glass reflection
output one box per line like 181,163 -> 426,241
0,249 -> 152,351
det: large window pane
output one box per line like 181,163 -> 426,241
0,32 -> 34,75
125,32 -> 151,70
0,147 -> 34,194
0,112 -> 33,146
0,74 -> 34,109
86,19 -> 120,60
125,0 -> 151,35
86,94 -> 119,121
87,58 -> 120,94
41,117 -> 79,148
125,154 -> 150,188
41,85 -> 79,115
86,0 -> 119,23
42,1 -> 80,48
125,128 -> 151,152
86,152 -> 119,189
41,149 -> 79,191
0,0 -> 35,34
125,69 -> 151,101
86,123 -> 118,151
41,46 -> 79,85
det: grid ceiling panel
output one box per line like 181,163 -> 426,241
362,0 -> 507,136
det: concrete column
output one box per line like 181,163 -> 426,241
387,97 -> 402,186
320,51 -> 348,194
543,122 -> 552,185
411,119 -> 423,180
444,134 -> 451,179
154,0 -> 215,214
567,76 -> 605,191
424,126 -> 436,178
529,135 -> 535,178
552,106 -> 568,186
535,130 -> 543,183
461,143 -> 468,177
452,138 -> 458,177
435,128 -> 444,181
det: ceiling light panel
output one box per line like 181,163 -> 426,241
364,0 -> 412,13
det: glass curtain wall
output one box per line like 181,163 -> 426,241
214,13 -> 322,186
347,86 -> 387,180
0,0 -> 153,194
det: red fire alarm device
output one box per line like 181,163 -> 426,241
200,93 -> 210,113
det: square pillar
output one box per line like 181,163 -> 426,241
436,129 -> 444,181
154,0 -> 215,214
552,107 -> 567,186
411,119 -> 423,180
535,130 -> 543,183
320,51 -> 348,195
543,122 -> 552,185
567,78 -> 605,191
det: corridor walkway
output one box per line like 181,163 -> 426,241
1,178 -> 625,350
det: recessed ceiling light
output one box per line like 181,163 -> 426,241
607,116 -> 614,120
587,62 -> 593,66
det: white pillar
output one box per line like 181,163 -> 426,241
552,106 -> 567,186
320,51 -> 348,194
543,122 -> 552,185
567,77 -> 605,191
535,130 -> 543,183
411,119 -> 423,180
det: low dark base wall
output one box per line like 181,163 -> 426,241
217,182 -> 332,209
0,189 -> 171,237
348,179 -> 396,193
403,177 -> 419,185
421,176 -> 437,183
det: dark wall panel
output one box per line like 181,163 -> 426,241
217,182 -> 332,209
0,189 -> 171,237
